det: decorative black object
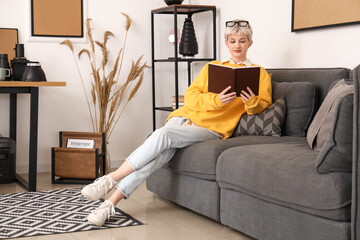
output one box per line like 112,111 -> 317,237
164,0 -> 183,5
0,54 -> 11,81
179,15 -> 198,57
22,61 -> 47,82
10,44 -> 30,81
0,137 -> 16,183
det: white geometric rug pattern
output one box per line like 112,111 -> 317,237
0,188 -> 142,239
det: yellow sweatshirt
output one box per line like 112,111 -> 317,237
167,61 -> 272,139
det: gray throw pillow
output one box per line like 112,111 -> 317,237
233,97 -> 286,137
272,82 -> 316,137
307,80 -> 353,151
316,94 -> 353,173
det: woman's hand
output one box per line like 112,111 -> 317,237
219,86 -> 237,104
240,87 -> 255,102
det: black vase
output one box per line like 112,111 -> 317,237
22,62 -> 47,82
179,16 -> 198,57
164,0 -> 183,5
11,44 -> 30,81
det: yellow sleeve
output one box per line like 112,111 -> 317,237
184,63 -> 226,111
244,67 -> 272,115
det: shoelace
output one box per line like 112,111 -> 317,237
93,176 -> 112,198
106,204 -> 115,221
92,202 -> 115,222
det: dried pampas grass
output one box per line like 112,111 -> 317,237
121,12 -> 131,31
61,14 -> 149,144
61,40 -> 74,52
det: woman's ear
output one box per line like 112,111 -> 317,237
225,39 -> 229,48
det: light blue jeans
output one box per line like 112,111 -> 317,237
116,117 -> 220,198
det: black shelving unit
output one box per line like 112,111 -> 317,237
151,5 -> 217,130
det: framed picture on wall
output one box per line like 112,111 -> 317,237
31,0 -> 83,37
292,0 -> 360,31
0,28 -> 19,63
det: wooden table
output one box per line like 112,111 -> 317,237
0,81 -> 66,191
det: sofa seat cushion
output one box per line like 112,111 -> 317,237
216,141 -> 351,221
167,136 -> 305,181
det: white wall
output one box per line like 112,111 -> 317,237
0,0 -> 359,173
213,0 -> 360,69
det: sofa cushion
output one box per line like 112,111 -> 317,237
216,141 -> 351,221
232,97 -> 286,137
268,68 -> 350,107
307,80 -> 354,151
272,82 -> 316,137
167,136 -> 305,181
316,94 -> 353,173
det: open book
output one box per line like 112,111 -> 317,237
208,63 -> 260,96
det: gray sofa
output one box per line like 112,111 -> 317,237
147,65 -> 360,240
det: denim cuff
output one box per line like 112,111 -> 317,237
125,158 -> 138,171
116,184 -> 129,199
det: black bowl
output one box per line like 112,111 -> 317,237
164,0 -> 183,5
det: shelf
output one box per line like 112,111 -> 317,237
155,107 -> 175,112
0,81 -> 66,87
154,58 -> 214,63
151,4 -> 216,130
152,5 -> 216,15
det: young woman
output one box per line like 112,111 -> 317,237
81,19 -> 272,226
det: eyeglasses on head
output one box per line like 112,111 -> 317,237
226,20 -> 249,28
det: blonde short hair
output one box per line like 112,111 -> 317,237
224,19 -> 253,42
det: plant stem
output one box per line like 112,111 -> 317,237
107,98 -> 130,141
72,51 -> 95,131
106,30 -> 129,134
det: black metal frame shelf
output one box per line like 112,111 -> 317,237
155,107 -> 175,112
151,4 -> 216,130
154,58 -> 214,62
152,5 -> 215,14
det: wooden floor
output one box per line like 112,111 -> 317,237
0,172 -> 253,240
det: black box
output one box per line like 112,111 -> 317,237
0,137 -> 16,183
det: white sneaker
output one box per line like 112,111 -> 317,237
87,200 -> 115,227
81,175 -> 114,201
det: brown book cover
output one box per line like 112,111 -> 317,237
208,63 -> 260,96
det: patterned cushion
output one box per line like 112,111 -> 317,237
232,97 -> 286,137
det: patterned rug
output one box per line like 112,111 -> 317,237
0,188 -> 142,239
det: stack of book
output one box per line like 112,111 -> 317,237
172,95 -> 184,109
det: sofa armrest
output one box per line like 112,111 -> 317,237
352,64 -> 360,240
